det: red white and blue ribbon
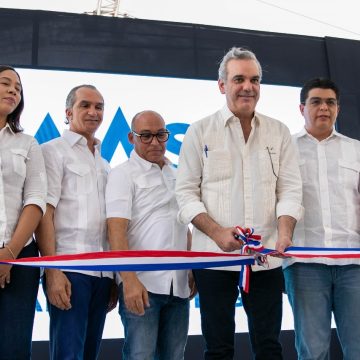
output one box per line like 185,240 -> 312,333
2,235 -> 360,295
236,226 -> 266,293
283,247 -> 360,258
0,249 -> 255,271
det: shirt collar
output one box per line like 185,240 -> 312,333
0,123 -> 15,136
294,127 -> 345,142
220,104 -> 259,127
130,149 -> 170,172
62,129 -> 101,149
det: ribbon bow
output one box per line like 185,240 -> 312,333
236,226 -> 266,293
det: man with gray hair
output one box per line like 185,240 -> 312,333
36,85 -> 115,359
176,47 -> 303,359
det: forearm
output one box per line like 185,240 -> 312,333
192,213 -> 222,241
35,204 -> 56,257
278,215 -> 296,240
8,204 -> 43,257
275,215 -> 297,253
107,217 -> 137,281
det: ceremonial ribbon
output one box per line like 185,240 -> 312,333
0,250 -> 255,271
2,235 -> 360,294
235,226 -> 267,293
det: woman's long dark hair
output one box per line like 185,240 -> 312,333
0,65 -> 24,133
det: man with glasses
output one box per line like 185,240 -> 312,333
106,110 -> 195,360
284,78 -> 360,359
176,47 -> 303,359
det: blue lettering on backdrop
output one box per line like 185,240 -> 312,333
34,113 -> 60,144
34,107 -> 189,163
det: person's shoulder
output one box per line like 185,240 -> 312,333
187,109 -> 223,134
338,132 -> 360,147
41,136 -> 64,149
109,159 -> 132,176
257,112 -> 286,127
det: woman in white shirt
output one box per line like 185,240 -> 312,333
0,65 -> 47,359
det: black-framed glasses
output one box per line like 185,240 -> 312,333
132,130 -> 170,144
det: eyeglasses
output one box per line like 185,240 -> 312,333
304,97 -> 338,108
132,130 -> 170,144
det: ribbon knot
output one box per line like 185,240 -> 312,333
236,226 -> 266,293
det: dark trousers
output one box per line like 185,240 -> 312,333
44,272 -> 113,360
241,267 -> 284,360
0,240 -> 40,360
193,267 -> 284,360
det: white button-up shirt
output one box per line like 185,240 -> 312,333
106,150 -> 190,298
0,124 -> 46,247
176,105 -> 303,270
284,128 -> 360,268
41,129 -> 111,278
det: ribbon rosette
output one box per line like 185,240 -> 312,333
236,226 -> 266,293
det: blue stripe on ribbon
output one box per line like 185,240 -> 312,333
13,259 -> 255,271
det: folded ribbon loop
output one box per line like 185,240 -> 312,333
236,226 -> 265,293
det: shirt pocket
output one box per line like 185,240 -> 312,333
338,159 -> 360,192
66,163 -> 93,195
135,175 -> 162,189
258,149 -> 279,185
203,149 -> 232,182
11,148 -> 28,178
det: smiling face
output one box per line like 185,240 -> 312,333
218,58 -> 260,121
300,88 -> 339,141
66,87 -> 104,139
128,111 -> 167,168
0,69 -> 22,125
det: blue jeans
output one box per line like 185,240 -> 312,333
45,272 -> 113,360
119,284 -> 189,360
284,263 -> 360,360
193,268 -> 284,360
0,240 -> 40,360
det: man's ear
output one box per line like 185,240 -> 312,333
65,108 -> 72,122
299,104 -> 305,116
128,132 -> 134,145
218,79 -> 226,94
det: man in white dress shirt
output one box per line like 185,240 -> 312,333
175,47 -> 303,359
284,77 -> 360,360
36,85 -> 114,360
106,110 -> 194,360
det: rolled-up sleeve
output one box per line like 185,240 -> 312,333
176,124 -> 207,225
276,129 -> 304,221
23,138 -> 47,214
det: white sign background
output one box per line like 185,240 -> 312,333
14,68 -> 306,340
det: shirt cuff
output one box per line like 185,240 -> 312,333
23,197 -> 46,215
276,201 -> 304,221
177,201 -> 208,225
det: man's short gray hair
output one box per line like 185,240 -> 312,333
218,47 -> 262,82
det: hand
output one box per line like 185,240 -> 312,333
45,269 -> 72,310
188,271 -> 197,300
212,226 -> 243,252
122,275 -> 150,316
0,248 -> 13,288
274,236 -> 293,256
107,280 -> 119,313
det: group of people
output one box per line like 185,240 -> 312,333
0,45 -> 358,360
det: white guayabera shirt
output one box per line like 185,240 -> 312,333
41,129 -> 112,278
176,105 -> 303,271
0,124 -> 47,247
106,150 -> 190,298
284,128 -> 360,268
